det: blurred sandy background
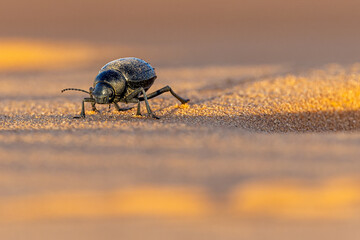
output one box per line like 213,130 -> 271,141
2,0 -> 360,67
1,0 -> 360,240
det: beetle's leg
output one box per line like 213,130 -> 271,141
125,88 -> 159,119
136,101 -> 141,116
79,99 -> 86,118
124,87 -> 143,100
140,88 -> 159,119
138,86 -> 189,104
124,98 -> 141,115
75,97 -> 95,118
91,102 -> 99,113
113,102 -> 133,112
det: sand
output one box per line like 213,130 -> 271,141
3,0 -> 360,238
1,57 -> 360,240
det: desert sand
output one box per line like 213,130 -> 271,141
1,50 -> 360,239
2,0 -> 360,239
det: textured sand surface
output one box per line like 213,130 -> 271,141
3,0 -> 360,238
1,59 -> 360,239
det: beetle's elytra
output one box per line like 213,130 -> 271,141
61,57 -> 189,118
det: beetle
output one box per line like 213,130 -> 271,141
61,57 -> 189,119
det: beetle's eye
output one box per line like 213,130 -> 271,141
89,87 -> 94,93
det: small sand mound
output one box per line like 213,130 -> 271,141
181,64 -> 360,132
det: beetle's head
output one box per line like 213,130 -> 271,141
91,70 -> 125,104
90,82 -> 114,104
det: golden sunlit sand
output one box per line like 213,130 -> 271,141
1,41 -> 360,239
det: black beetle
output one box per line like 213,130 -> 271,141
62,57 -> 189,118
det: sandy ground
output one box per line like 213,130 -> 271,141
3,0 -> 360,238
1,57 -> 360,239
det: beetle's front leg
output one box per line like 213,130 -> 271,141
75,97 -> 95,118
91,102 -> 99,113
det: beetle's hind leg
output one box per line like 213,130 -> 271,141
113,102 -> 134,112
141,88 -> 159,119
139,86 -> 189,104
126,88 -> 159,119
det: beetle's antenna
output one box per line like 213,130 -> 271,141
61,88 -> 90,94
